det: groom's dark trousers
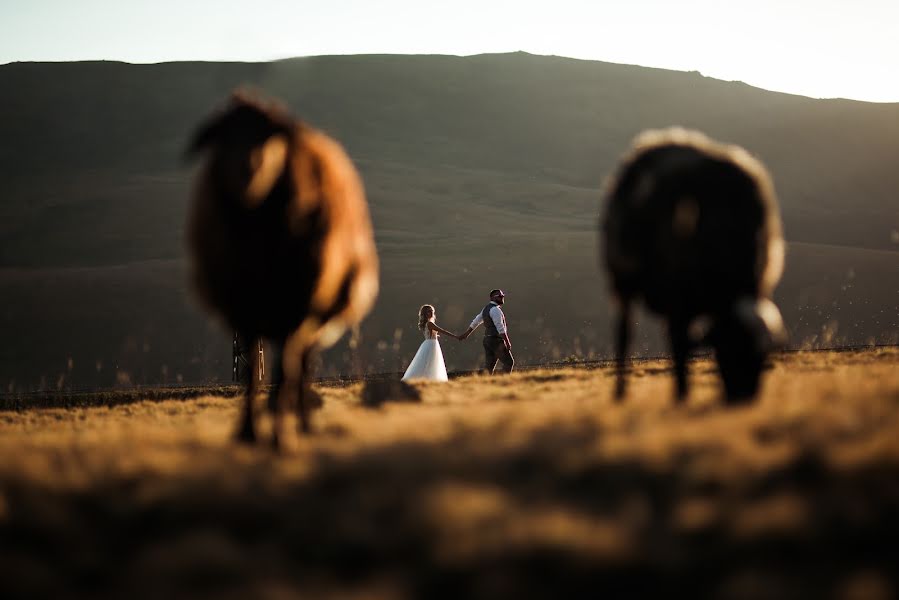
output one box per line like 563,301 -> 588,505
483,336 -> 514,374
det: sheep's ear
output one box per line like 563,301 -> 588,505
245,134 -> 289,205
733,297 -> 788,350
185,114 -> 226,159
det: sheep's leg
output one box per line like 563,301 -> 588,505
669,318 -> 690,403
271,388 -> 287,451
271,383 -> 294,450
266,342 -> 284,414
614,300 -> 631,400
267,340 -> 287,450
295,349 -> 313,434
234,336 -> 259,443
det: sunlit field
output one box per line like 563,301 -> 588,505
2,348 -> 898,599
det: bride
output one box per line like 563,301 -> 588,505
402,304 -> 459,382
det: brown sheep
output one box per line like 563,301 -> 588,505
186,92 -> 378,446
601,128 -> 786,404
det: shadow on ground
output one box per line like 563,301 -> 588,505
3,421 -> 899,598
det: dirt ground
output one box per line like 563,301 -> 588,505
2,348 -> 898,599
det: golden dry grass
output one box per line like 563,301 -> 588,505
1,348 -> 898,599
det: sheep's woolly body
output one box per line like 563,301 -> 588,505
188,103 -> 377,341
603,127 -> 783,306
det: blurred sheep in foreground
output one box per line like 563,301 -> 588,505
601,127 -> 786,403
187,92 -> 378,446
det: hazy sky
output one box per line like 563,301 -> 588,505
1,0 -> 897,102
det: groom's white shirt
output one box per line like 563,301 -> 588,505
468,301 -> 507,335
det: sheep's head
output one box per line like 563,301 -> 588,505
710,297 -> 787,402
188,92 -> 294,209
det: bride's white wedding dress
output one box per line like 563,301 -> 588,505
401,320 -> 449,382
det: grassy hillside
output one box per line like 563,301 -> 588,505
0,53 -> 897,389
1,348 -> 897,598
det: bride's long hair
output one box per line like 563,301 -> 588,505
418,304 -> 435,331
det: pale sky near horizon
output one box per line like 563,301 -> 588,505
1,0 -> 897,102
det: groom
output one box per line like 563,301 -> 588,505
459,289 -> 514,374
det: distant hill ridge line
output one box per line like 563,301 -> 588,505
4,50 -> 898,104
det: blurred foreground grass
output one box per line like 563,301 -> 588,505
1,348 -> 898,599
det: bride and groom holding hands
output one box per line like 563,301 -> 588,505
401,289 -> 515,382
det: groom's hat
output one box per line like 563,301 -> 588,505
490,289 -> 505,298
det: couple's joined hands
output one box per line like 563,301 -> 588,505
448,333 -> 510,350
436,332 -> 464,341
441,332 -> 509,350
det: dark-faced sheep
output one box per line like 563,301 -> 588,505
601,127 -> 786,403
186,92 -> 379,446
